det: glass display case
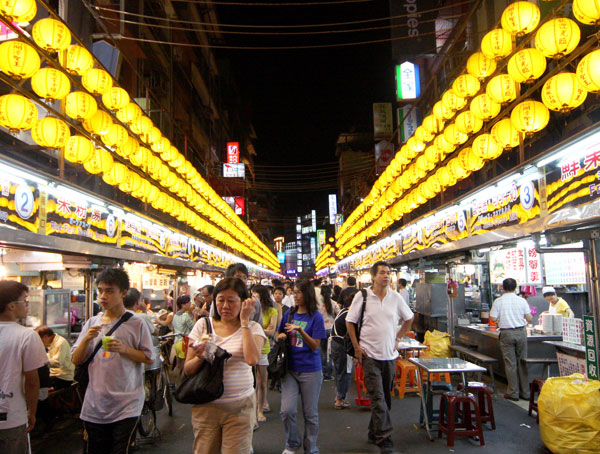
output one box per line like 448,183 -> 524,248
27,289 -> 71,339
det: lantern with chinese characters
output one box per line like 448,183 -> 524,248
455,110 -> 483,135
102,162 -> 127,186
119,169 -> 142,194
116,135 -> 138,159
459,147 -> 485,172
448,158 -> 470,181
83,148 -> 113,175
535,18 -> 580,59
61,45 -> 94,76
433,100 -> 453,121
425,174 -> 441,195
64,136 -> 94,163
501,1 -> 541,37
436,166 -> 457,188
481,29 -> 513,61
0,94 -> 37,133
65,91 -> 97,122
423,114 -> 442,135
130,115 -> 153,136
419,181 -> 436,200
466,52 -> 497,80
143,126 -> 161,146
442,89 -> 467,113
116,102 -> 142,125
31,116 -> 70,149
32,18 -> 71,53
82,68 -> 113,95
508,48 -> 547,83
472,134 -> 503,160
511,100 -> 549,135
83,109 -> 112,136
406,136 -> 425,157
0,0 -> 37,22
577,49 -> 600,93
491,117 -> 520,149
147,154 -> 162,178
31,68 -> 71,101
101,86 -> 129,111
415,125 -> 434,143
444,123 -> 468,146
129,146 -> 150,168
433,134 -> 455,156
486,74 -> 518,105
151,136 -> 170,154
391,199 -> 406,220
452,74 -> 481,98
470,93 -> 501,121
101,123 -> 128,149
573,0 -> 600,26
541,72 -> 587,113
0,41 -> 40,80
131,178 -> 150,200
416,154 -> 435,174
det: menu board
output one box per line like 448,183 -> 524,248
490,247 -> 526,284
543,252 -> 587,285
120,218 -> 167,255
0,178 -> 40,233
421,209 -> 469,249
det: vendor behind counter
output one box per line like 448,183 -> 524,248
541,286 -> 574,318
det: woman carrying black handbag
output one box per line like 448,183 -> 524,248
184,278 -> 266,454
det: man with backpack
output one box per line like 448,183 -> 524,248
346,261 -> 414,454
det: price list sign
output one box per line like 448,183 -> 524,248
584,316 -> 599,380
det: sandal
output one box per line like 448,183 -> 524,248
257,413 -> 267,423
342,400 -> 351,408
334,399 -> 344,409
262,403 -> 271,413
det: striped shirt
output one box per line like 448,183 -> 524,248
188,318 -> 266,404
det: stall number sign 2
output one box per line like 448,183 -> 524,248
584,316 -> 599,380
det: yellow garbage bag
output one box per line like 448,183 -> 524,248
173,340 -> 186,359
423,329 -> 452,358
538,373 -> 600,454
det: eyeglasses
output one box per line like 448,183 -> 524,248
14,299 -> 29,306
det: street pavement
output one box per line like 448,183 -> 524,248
32,377 -> 548,454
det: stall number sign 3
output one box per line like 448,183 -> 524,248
584,316 -> 599,380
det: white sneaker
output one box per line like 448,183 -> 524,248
281,450 -> 296,454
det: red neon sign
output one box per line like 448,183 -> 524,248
227,142 -> 239,164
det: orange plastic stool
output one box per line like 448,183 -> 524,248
354,364 -> 371,406
394,358 -> 420,398
423,371 -> 452,384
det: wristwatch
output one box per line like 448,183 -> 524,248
241,324 -> 251,329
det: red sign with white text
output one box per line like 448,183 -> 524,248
227,142 -> 239,164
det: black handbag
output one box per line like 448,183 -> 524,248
74,311 -> 133,389
345,289 -> 368,358
175,318 -> 232,405
268,311 -> 290,380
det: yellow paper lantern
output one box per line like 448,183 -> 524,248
83,109 -> 112,136
0,0 -> 37,22
541,72 -> 587,113
577,49 -> 600,93
491,118 -> 520,149
472,134 -> 503,160
419,182 -> 436,200
452,74 -> 481,98
147,155 -> 162,178
0,41 -> 40,80
82,68 -> 113,95
448,158 -> 469,181
433,134 -> 455,156
424,144 -> 443,164
31,116 -> 70,149
31,68 -> 71,101
142,126 -> 161,145
535,18 -> 580,59
501,1 -> 541,37
470,93 -> 501,121
466,52 -> 497,80
119,169 -> 142,194
406,137 -> 425,157
130,115 -> 153,136
151,136 -> 171,154
573,0 -> 600,26
116,102 -> 142,125
486,74 -> 518,106
481,29 -> 513,61
102,87 -> 130,111
416,155 -> 435,174
511,100 -> 549,135
130,146 -> 150,168
436,166 -> 457,188
102,162 -> 127,186
32,18 -> 71,53
441,89 -> 467,113
508,48 -> 547,83
65,91 -> 97,122
83,148 -> 113,175
415,125 -> 434,143
459,147 -> 485,172
455,111 -> 483,135
444,123 -> 468,146
433,100 -> 453,121
64,136 -> 95,163
62,45 -> 94,76
116,135 -> 138,158
0,94 -> 37,132
101,123 -> 128,148
425,174 -> 441,195
423,114 -> 442,135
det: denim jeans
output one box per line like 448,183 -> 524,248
330,338 -> 352,400
362,356 -> 395,449
320,331 -> 333,378
280,370 -> 323,454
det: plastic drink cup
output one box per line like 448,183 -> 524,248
102,336 -> 113,351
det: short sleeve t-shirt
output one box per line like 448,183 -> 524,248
172,311 -> 195,343
261,307 -> 278,355
490,293 -> 531,329
278,310 -> 327,373
71,313 -> 154,424
0,322 -> 48,429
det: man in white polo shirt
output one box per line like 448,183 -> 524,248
490,277 -> 533,401
346,261 -> 413,454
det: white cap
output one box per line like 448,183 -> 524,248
542,286 -> 556,295
260,278 -> 270,286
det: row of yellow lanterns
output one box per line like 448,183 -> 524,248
315,244 -> 335,270
335,1 -> 598,258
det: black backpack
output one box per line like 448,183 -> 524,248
341,289 -> 367,358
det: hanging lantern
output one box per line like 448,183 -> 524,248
0,0 -> 37,22
31,68 -> 71,101
130,115 -> 153,136
61,44 -> 94,76
64,135 -> 94,163
83,109 -> 112,136
101,86 -> 129,111
142,126 -> 161,145
83,148 -> 113,175
131,178 -> 150,201
32,18 -> 71,53
481,29 -> 513,61
541,72 -> 587,113
147,155 -> 162,178
507,48 -> 547,83
436,166 -> 457,188
0,94 -> 37,133
466,52 -> 497,80
573,0 -> 600,26
82,68 -> 113,95
101,123 -> 128,148
419,182 -> 436,200
577,49 -> 600,93
424,144 -> 443,163
535,18 -> 580,59
0,41 -> 40,80
65,91 -> 97,122
425,174 -> 441,195
433,100 -> 453,121
491,118 -> 520,149
511,100 -> 549,136
406,136 -> 425,157
472,134 -> 503,160
452,74 -> 481,98
423,114 -> 442,135
486,74 -> 518,105
119,169 -> 142,194
151,136 -> 171,154
116,135 -> 138,158
448,158 -> 470,181
31,116 -> 70,149
455,110 -> 483,135
129,146 -> 150,168
415,125 -> 434,143
441,89 -> 467,113
102,162 -> 127,186
470,93 -> 501,121
433,134 -> 455,156
444,123 -> 468,146
116,102 -> 142,125
501,1 -> 541,37
458,147 -> 485,172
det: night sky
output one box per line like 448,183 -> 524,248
215,0 -> 395,236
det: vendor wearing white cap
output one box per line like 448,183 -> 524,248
542,286 -> 574,318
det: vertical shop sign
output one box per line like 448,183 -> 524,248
373,103 -> 393,139
328,194 -> 337,224
525,247 -> 542,285
227,142 -> 239,164
584,316 -> 599,380
398,105 -> 420,144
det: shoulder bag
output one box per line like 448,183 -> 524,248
267,311 -> 290,380
345,289 -> 368,358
